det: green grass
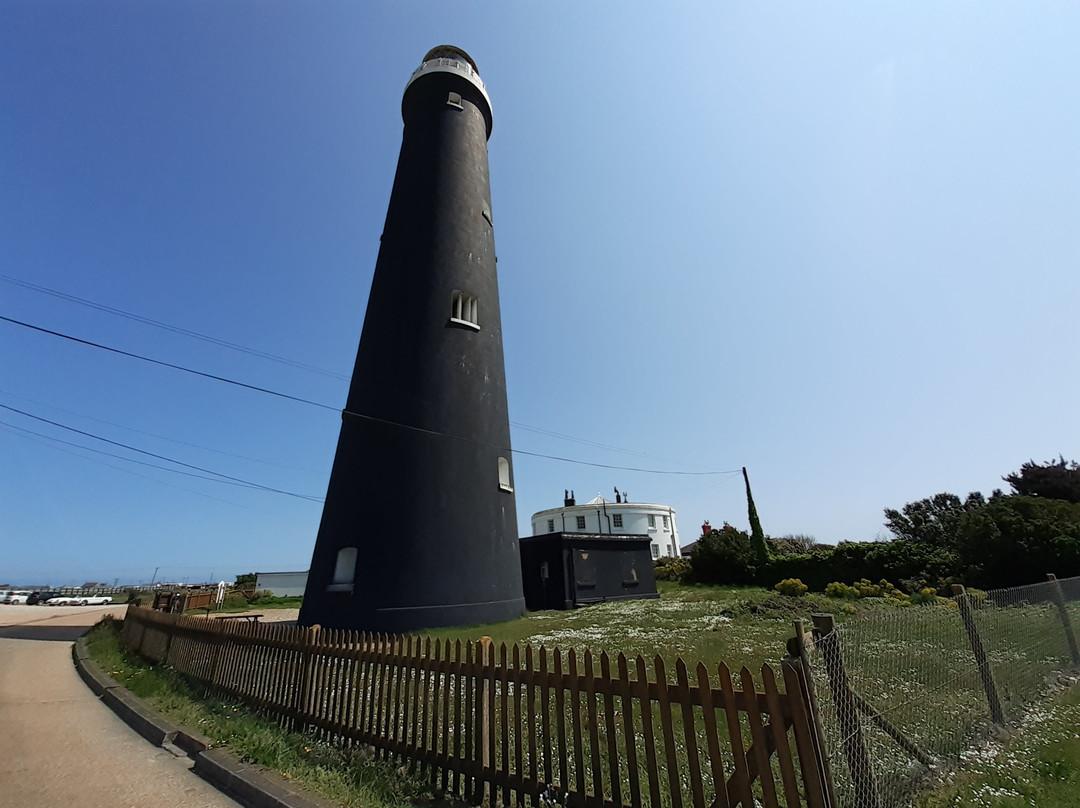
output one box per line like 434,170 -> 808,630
98,582 -> 1080,807
86,616 -> 441,808
417,581 -> 894,676
916,676 -> 1080,807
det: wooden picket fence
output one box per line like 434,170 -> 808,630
121,606 -> 833,808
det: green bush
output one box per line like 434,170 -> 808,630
221,592 -> 248,610
774,578 -> 809,597
762,540 -> 959,592
910,587 -> 938,605
653,557 -> 692,581
825,581 -> 859,599
689,528 -> 757,585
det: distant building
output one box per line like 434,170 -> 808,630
255,571 -> 308,597
530,490 -> 682,560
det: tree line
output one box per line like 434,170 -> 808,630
680,456 -> 1080,592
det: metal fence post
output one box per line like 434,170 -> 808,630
812,613 -> 880,808
1047,574 -> 1080,667
951,585 -> 1005,725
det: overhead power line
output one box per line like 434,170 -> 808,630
0,403 -> 323,502
0,388 -> 328,476
1,314 -> 740,476
0,273 -> 348,379
5,274 -> 717,470
0,420 -> 320,515
0,314 -> 338,412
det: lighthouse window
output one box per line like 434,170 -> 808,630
447,91 -> 464,110
613,514 -> 623,529
498,456 -> 513,492
327,546 -> 357,592
449,290 -> 480,330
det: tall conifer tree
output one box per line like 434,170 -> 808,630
743,466 -> 769,566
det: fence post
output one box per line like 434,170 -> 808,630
811,614 -> 880,808
951,585 -> 1005,725
790,619 -> 837,808
293,625 -> 320,732
1047,574 -> 1080,667
476,636 -> 493,804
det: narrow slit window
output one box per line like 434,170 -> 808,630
449,290 -> 480,330
498,457 -> 513,492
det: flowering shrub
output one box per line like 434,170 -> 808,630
774,578 -> 809,597
825,582 -> 859,599
826,578 -> 912,604
910,587 -> 939,605
653,557 -> 692,581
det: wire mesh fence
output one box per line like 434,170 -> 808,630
802,573 -> 1080,808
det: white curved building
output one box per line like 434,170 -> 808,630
530,492 -> 682,559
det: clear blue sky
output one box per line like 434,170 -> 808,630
2,2 -> 1077,586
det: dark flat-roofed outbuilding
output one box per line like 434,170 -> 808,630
518,532 -> 658,611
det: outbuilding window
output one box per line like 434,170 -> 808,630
613,514 -> 623,528
576,515 -> 586,530
547,519 -> 555,533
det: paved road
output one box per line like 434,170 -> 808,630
0,604 -> 242,808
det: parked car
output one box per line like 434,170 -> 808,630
3,590 -> 33,604
46,594 -> 113,606
27,591 -> 61,605
80,595 -> 113,606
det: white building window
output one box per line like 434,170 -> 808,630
647,514 -> 656,529
449,290 -> 479,330
613,514 -> 623,529
328,546 -> 357,592
547,519 -> 555,533
651,545 -> 660,560
498,457 -> 513,492
662,515 -> 670,530
576,515 -> 586,530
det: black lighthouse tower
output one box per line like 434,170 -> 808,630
299,47 -> 525,633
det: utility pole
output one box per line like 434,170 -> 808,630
151,566 -> 159,586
